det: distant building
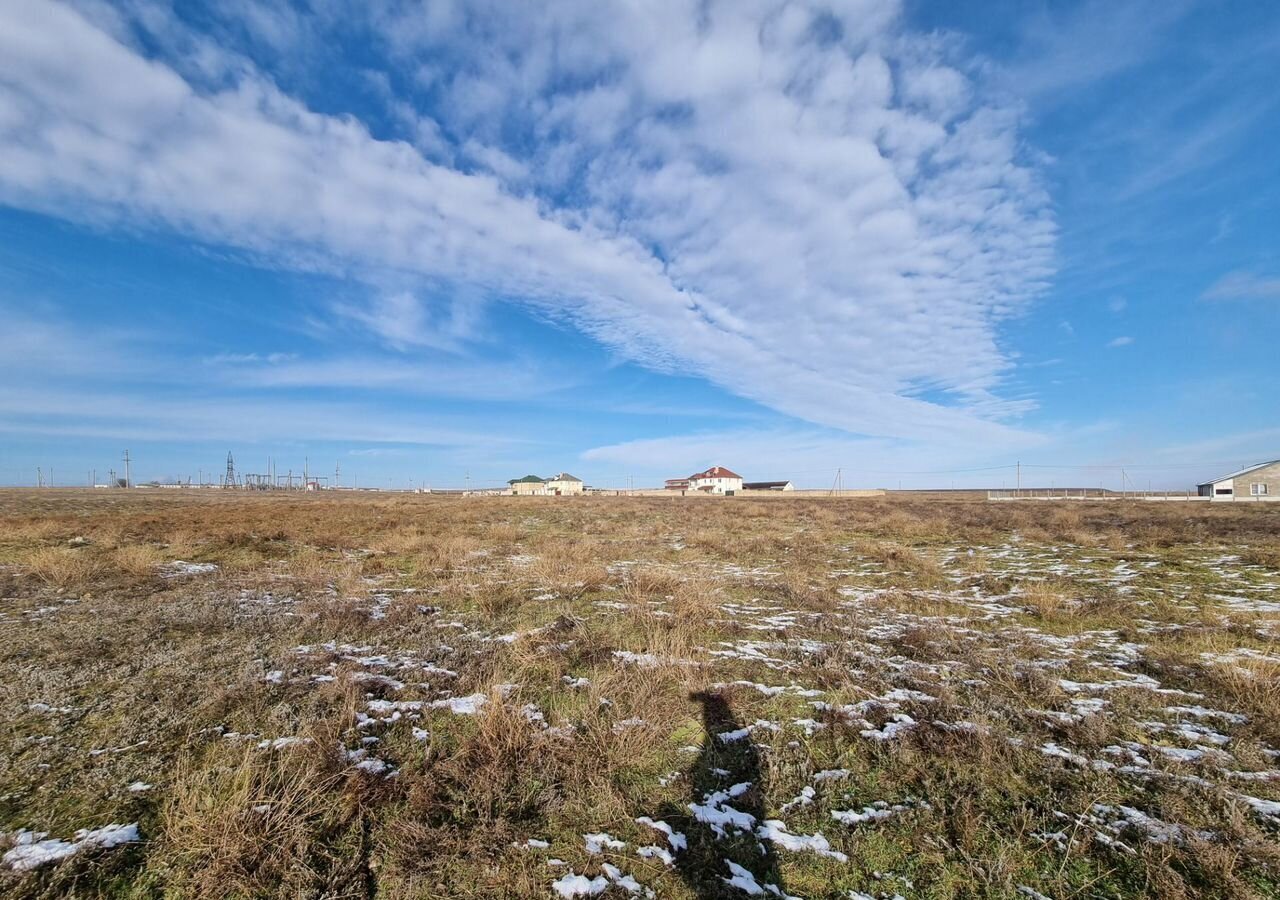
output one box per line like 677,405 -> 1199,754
508,473 -> 585,496
744,480 -> 794,492
508,475 -> 547,496
688,466 -> 743,495
665,478 -> 691,491
1197,460 -> 1279,501
545,473 -> 584,496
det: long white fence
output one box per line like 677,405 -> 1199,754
986,489 -> 1208,502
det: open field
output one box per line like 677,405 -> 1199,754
1,490 -> 1278,899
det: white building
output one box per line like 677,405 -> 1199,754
688,466 -> 744,495
1197,459 -> 1279,501
545,473 -> 584,496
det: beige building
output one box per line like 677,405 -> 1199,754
545,473 -> 584,495
508,473 -> 585,496
509,475 -> 548,496
1198,459 -> 1279,501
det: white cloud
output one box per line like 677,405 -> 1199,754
1202,271 -> 1280,301
1107,336 -> 1133,348
205,352 -> 297,365
0,0 -> 1054,444
212,354 -> 578,401
581,425 -> 1044,488
995,0 -> 1195,99
0,385 -> 523,447
330,290 -> 488,352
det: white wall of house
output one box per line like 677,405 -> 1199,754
545,478 -> 584,495
689,475 -> 743,494
1207,478 -> 1234,500
1205,476 -> 1277,501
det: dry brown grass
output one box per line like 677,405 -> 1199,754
1018,581 -> 1076,620
110,544 -> 164,578
162,743 -> 353,896
21,545 -> 102,589
2,489 -> 1279,898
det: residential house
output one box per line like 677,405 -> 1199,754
545,473 -> 584,496
1197,460 -> 1280,501
508,475 -> 547,496
688,466 -> 743,495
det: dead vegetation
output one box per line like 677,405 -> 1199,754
0,489 -> 1278,898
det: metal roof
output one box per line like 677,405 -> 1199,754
1197,459 -> 1279,487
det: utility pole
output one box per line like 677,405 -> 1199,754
122,450 -> 132,489
334,461 -> 340,489
1016,460 -> 1021,497
36,467 -> 43,488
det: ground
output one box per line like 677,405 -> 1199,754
0,490 -> 1278,899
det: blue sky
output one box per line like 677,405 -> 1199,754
1,0 -> 1277,490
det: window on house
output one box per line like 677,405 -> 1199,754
1252,483 -> 1268,496
1215,488 -> 1233,495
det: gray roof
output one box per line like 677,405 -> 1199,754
549,472 -> 582,482
1197,459 -> 1279,487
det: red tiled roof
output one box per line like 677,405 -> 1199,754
689,466 -> 742,480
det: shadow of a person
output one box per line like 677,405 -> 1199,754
657,689 -> 786,898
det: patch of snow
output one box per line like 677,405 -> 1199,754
583,832 -> 625,855
256,736 -> 312,751
860,714 -> 917,742
430,693 -> 487,714
158,561 -> 218,578
612,650 -> 663,668
635,817 -> 687,852
690,789 -> 757,836
756,819 -> 847,861
3,823 -> 140,871
551,872 -> 608,897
